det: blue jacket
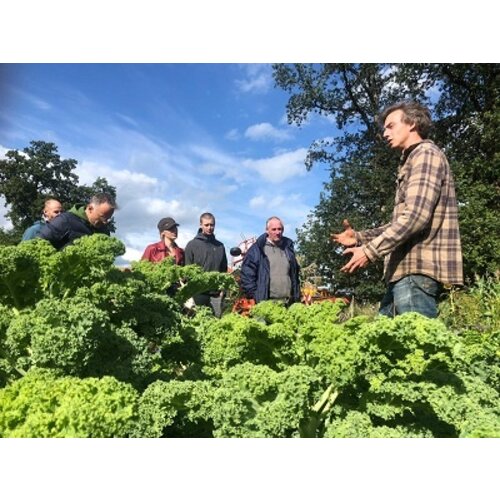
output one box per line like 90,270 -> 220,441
240,233 -> 300,303
21,220 -> 45,241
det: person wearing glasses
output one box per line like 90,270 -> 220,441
184,212 -> 228,317
39,192 -> 116,250
21,198 -> 64,241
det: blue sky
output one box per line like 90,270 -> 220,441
0,64 -> 336,263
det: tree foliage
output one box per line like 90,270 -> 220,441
272,63 -> 499,300
0,140 -> 117,240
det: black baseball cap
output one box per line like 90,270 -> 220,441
157,217 -> 179,232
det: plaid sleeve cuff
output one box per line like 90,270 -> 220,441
363,242 -> 378,262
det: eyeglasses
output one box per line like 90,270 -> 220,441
94,212 -> 113,224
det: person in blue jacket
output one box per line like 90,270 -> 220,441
240,216 -> 300,304
21,198 -> 63,241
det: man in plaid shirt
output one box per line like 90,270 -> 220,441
332,101 -> 463,318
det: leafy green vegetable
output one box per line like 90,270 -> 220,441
134,379 -> 214,438
0,231 -> 497,438
131,259 -> 237,305
5,296 -> 109,377
211,362 -> 321,438
0,369 -> 139,437
324,411 -> 433,438
0,239 -> 55,308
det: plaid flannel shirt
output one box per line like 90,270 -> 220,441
356,140 -> 463,285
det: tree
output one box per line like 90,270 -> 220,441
0,141 -> 117,241
273,63 -> 499,301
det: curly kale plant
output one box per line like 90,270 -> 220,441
0,369 -> 139,437
211,362 -> 322,438
4,294 -> 174,389
320,313 -> 500,437
41,234 -> 126,299
5,296 -> 109,377
131,259 -> 237,305
0,238 -> 55,309
134,379 -> 214,438
185,309 -> 299,378
0,235 -> 126,308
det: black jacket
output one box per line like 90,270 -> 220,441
38,206 -> 110,250
240,233 -> 300,303
184,230 -> 227,272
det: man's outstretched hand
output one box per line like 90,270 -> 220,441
331,219 -> 356,247
340,246 -> 369,273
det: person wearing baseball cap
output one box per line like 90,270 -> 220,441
141,216 -> 185,265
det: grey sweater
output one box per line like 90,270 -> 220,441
264,240 -> 291,299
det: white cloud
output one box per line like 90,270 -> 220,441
247,192 -> 313,234
0,144 -> 29,159
0,195 -> 13,230
122,246 -> 143,262
77,160 -> 158,189
249,195 -> 266,208
244,122 -> 291,142
235,64 -> 273,94
243,148 -> 308,183
189,144 -> 247,184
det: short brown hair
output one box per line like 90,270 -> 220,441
199,212 -> 215,223
379,101 -> 433,139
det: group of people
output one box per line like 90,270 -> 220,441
20,101 -> 464,320
140,212 -> 301,317
23,200 -> 300,318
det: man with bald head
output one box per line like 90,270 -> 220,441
240,216 -> 300,305
21,198 -> 63,241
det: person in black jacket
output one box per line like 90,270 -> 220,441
39,193 -> 116,250
184,212 -> 227,317
240,216 -> 300,304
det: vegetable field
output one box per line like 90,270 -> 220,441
0,235 -> 499,437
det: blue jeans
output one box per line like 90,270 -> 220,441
379,274 -> 442,318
